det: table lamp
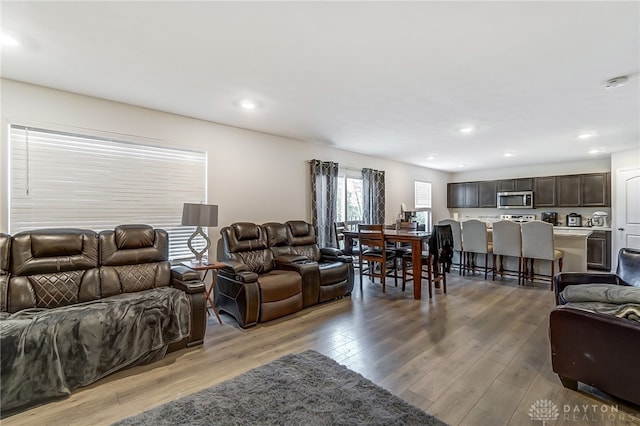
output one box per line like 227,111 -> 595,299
181,203 -> 218,263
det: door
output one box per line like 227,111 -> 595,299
615,168 -> 640,254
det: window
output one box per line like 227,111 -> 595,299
336,170 -> 363,229
9,124 -> 207,260
414,180 -> 433,231
414,181 -> 432,209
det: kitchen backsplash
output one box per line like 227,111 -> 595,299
450,207 -> 611,227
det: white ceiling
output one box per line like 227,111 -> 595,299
2,1 -> 639,172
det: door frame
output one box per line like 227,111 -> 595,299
613,167 -> 640,262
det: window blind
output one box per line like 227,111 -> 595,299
9,124 -> 207,260
414,181 -> 432,209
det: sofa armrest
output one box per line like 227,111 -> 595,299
170,265 -> 206,347
549,305 -> 640,405
320,247 -> 343,257
275,258 -> 320,308
554,272 -> 617,304
218,261 -> 259,283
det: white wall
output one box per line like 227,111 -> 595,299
0,79 -> 451,257
449,158 -> 611,183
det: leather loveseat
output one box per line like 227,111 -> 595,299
0,225 -> 206,413
215,220 -> 353,328
550,248 -> 640,406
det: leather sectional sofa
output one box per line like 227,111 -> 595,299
550,248 -> 640,406
0,225 -> 206,413
215,220 -> 354,328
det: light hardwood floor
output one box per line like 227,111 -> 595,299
4,272 -> 640,425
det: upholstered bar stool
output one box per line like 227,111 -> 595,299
521,221 -> 564,291
461,219 -> 493,279
491,220 -> 522,285
438,219 -> 463,275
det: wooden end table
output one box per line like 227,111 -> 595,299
181,260 -> 225,324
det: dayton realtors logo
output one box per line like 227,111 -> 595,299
529,399 -> 638,424
529,399 -> 560,425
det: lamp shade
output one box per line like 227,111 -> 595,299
181,203 -> 218,227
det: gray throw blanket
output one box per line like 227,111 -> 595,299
0,287 -> 191,413
561,284 -> 640,322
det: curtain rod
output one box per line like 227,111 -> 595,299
306,160 -> 361,173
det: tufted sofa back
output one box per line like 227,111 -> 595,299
286,221 -> 321,261
7,229 -> 101,312
99,225 -> 170,297
220,222 -> 274,274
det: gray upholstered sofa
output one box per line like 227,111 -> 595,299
215,221 -> 354,328
0,225 -> 206,414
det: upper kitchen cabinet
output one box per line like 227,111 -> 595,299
497,178 -> 534,192
479,181 -> 498,208
582,173 -> 611,207
448,182 -> 479,208
534,176 -> 556,207
556,175 -> 582,207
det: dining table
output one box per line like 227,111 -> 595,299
343,228 -> 431,300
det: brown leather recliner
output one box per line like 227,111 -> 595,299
0,233 -> 11,312
550,248 -> 640,406
216,221 -> 354,328
216,222 -> 303,327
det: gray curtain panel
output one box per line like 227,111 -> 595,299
362,168 -> 385,224
310,159 -> 339,247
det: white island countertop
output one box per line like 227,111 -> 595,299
553,228 -> 594,238
554,226 -> 611,232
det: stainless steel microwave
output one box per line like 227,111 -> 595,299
497,191 -> 534,209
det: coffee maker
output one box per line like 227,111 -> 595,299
541,212 -> 558,226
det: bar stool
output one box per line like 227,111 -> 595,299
491,220 -> 522,285
438,219 -> 463,275
521,221 -> 564,291
461,219 -> 493,279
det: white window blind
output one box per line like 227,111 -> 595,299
9,124 -> 207,260
414,180 -> 432,209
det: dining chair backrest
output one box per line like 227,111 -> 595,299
461,219 -> 490,254
522,221 -> 555,261
492,220 -> 522,257
358,224 -> 385,250
334,221 -> 347,249
438,219 -> 462,251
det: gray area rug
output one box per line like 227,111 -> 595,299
114,350 -> 447,425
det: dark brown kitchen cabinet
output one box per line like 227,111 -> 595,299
447,182 -> 479,208
498,178 -> 534,192
464,182 -> 479,208
447,183 -> 466,208
587,230 -> 611,270
479,181 -> 497,207
582,173 -> 610,207
534,176 -> 556,207
556,175 -> 582,206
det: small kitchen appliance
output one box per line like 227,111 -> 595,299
566,213 -> 582,227
540,212 -> 558,226
591,211 -> 609,228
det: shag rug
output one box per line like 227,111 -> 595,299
114,350 -> 447,425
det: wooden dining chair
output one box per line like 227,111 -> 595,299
335,221 -> 360,269
358,224 -> 397,293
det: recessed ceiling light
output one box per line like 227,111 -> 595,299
458,163 -> 467,168
588,148 -> 602,155
1,34 -> 19,46
239,99 -> 257,110
459,126 -> 474,134
578,132 -> 596,139
426,155 -> 436,160
504,152 -> 516,157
